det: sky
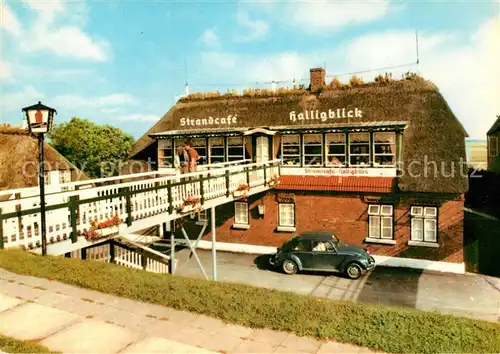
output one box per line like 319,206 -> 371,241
1,0 -> 499,140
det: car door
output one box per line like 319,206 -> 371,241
291,239 -> 314,269
311,241 -> 341,271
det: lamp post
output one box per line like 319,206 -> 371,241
22,101 -> 57,256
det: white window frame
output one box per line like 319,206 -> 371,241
373,132 -> 396,167
303,134 -> 323,166
158,139 -> 173,167
349,132 -> 371,167
409,206 -> 438,247
209,137 -> 225,164
196,210 -> 208,225
489,136 -> 498,157
277,202 -> 295,232
227,136 -> 245,162
281,135 -> 301,166
325,133 -> 346,167
234,201 -> 249,229
365,204 -> 395,244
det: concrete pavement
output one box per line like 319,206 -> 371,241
175,249 -> 500,323
0,268 -> 380,354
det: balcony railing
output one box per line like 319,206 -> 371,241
0,159 -> 281,251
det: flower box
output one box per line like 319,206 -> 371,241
233,183 -> 250,199
177,197 -> 202,214
85,213 -> 122,241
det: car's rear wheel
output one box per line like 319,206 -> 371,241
345,263 -> 362,280
282,259 -> 298,275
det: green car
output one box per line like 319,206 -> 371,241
269,231 -> 376,279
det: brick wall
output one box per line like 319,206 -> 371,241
196,191 -> 464,263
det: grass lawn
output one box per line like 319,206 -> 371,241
0,333 -> 57,353
0,249 -> 499,354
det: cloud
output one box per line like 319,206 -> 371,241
53,93 -> 137,108
1,4 -> 22,37
2,0 -> 109,61
199,28 -> 220,47
115,114 -> 159,122
283,0 -> 400,33
197,17 -> 499,139
0,61 -> 13,82
0,86 -> 45,110
235,10 -> 269,42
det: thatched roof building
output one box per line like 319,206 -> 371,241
129,74 -> 468,195
0,125 -> 87,190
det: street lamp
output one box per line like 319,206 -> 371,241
22,101 -> 57,256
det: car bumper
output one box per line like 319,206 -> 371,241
365,256 -> 376,271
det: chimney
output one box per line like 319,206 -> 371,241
310,67 -> 325,92
184,82 -> 189,96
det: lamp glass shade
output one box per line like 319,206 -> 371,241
26,108 -> 51,133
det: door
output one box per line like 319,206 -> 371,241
291,239 -> 314,269
256,136 -> 269,163
311,241 -> 340,271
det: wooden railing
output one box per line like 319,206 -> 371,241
69,238 -> 170,274
0,159 -> 280,250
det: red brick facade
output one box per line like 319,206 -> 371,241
196,191 -> 464,263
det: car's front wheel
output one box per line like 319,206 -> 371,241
282,259 -> 298,275
345,262 -> 362,280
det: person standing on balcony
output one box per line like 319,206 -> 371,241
174,147 -> 189,174
184,141 -> 200,173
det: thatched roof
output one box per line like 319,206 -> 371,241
0,126 -> 87,190
487,115 -> 500,135
129,77 -> 469,194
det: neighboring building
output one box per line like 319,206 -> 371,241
0,125 -> 86,192
487,115 -> 500,171
465,139 -> 487,170
128,68 -> 469,269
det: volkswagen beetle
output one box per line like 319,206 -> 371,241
269,231 -> 375,279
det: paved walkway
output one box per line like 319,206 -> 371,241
0,269 -> 379,354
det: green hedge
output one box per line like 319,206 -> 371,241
0,249 -> 499,354
0,333 -> 57,353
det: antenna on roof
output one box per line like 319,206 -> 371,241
415,30 -> 420,74
184,58 -> 189,96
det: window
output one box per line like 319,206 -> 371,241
191,138 -> 207,165
489,136 -> 498,157
281,135 -> 300,166
293,239 -> 312,252
158,139 -> 173,167
197,210 -> 208,224
209,138 -> 225,164
278,203 -> 295,227
368,205 -> 393,240
349,133 -> 370,166
410,206 -> 437,243
303,134 -> 323,166
227,137 -> 245,162
373,132 -> 396,166
326,133 -> 346,166
312,240 -> 334,252
59,170 -> 71,184
234,202 -> 249,226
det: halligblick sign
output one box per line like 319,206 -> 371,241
289,108 -> 363,122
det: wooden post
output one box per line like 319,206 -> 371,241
169,220 -> 175,274
167,180 -> 173,213
0,208 -> 3,249
81,247 -> 87,260
199,175 -> 205,204
225,170 -> 230,197
141,249 -> 147,270
69,196 -> 78,243
125,187 -> 132,226
245,165 -> 250,185
109,240 -> 115,263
